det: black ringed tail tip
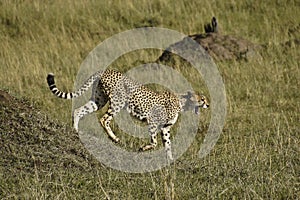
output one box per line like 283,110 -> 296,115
47,73 -> 55,86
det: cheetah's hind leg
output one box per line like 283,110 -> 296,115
100,106 -> 120,143
73,100 -> 98,132
73,81 -> 108,132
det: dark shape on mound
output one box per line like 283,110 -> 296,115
204,16 -> 218,33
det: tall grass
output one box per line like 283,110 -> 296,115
0,0 -> 299,199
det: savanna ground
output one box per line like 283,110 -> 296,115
0,0 -> 299,199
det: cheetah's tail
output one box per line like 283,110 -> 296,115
46,71 -> 102,99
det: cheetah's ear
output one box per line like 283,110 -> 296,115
186,91 -> 193,98
178,91 -> 192,104
180,90 -> 195,99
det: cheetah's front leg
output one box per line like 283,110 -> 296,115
161,125 -> 173,160
140,123 -> 174,160
139,123 -> 158,151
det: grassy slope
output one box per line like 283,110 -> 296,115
0,0 -> 299,199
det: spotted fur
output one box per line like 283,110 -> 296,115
47,69 -> 209,160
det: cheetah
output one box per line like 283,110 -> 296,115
47,69 -> 209,160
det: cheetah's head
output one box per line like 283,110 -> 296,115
193,94 -> 209,114
196,94 -> 209,109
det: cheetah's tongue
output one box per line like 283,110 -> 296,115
194,106 -> 199,115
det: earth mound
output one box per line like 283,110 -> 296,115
0,90 -> 97,174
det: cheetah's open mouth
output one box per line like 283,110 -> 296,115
194,104 -> 209,114
202,104 -> 209,109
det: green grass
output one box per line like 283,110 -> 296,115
0,0 -> 299,199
